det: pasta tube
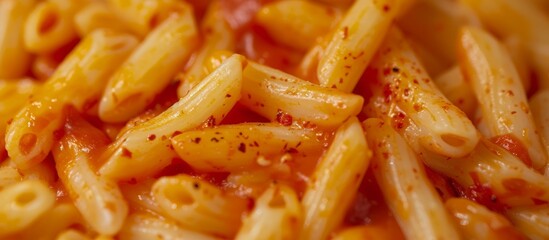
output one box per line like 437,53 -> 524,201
364,118 -> 460,240
5,30 -> 138,170
99,8 -> 198,122
241,62 -> 364,129
52,110 -> 128,235
458,26 -> 547,170
0,180 -> 55,236
152,175 -> 248,238
366,27 -> 479,158
99,54 -> 244,180
177,1 -> 235,97
0,0 -> 35,78
236,184 -> 302,240
171,123 -> 323,172
300,117 -> 371,240
317,0 -> 401,92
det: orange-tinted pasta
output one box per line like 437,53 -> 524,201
0,0 -> 547,239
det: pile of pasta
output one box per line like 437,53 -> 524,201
1,0 -> 549,239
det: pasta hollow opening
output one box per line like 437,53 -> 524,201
15,191 -> 37,206
38,8 -> 59,35
164,186 -> 195,206
441,133 -> 467,147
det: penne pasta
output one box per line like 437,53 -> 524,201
5,30 -> 138,170
0,180 -> 56,237
0,79 -> 40,161
171,123 -> 323,172
460,0 -> 549,89
0,0 -> 36,78
99,8 -> 198,122
300,117 -> 371,240
364,118 -> 460,240
99,54 -> 244,180
106,0 -> 188,36
152,175 -> 248,238
423,138 -> 549,208
236,184 -> 302,240
365,27 -> 479,158
332,225 -> 405,240
433,66 -> 476,118
241,61 -> 364,129
0,158 -> 56,190
458,26 -> 548,170
177,1 -> 236,97
52,109 -> 128,235
529,90 -> 549,173
119,212 -> 221,240
74,1 -> 133,37
507,204 -> 549,240
24,0 -> 83,54
12,203 -> 83,240
119,179 -> 160,214
317,0 -> 402,92
445,198 -> 525,240
255,0 -> 339,52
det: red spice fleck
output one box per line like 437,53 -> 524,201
383,4 -> 390,12
122,148 -> 133,158
147,134 -> 156,141
276,109 -> 293,126
238,143 -> 246,153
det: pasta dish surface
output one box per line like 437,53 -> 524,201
0,0 -> 549,239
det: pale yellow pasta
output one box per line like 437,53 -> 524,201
256,0 -> 339,52
0,159 -> 56,190
460,0 -> 549,89
23,0 -> 82,54
99,8 -> 198,122
0,0 -> 36,78
119,179 -> 160,214
12,203 -> 82,240
5,30 -> 138,170
0,180 -> 56,237
364,118 -> 460,240
241,61 -> 363,128
397,0 -> 474,68
177,1 -> 235,97
529,90 -> 549,173
366,27 -> 479,158
0,79 -> 40,161
317,0 -> 401,92
53,110 -> 128,235
458,26 -> 547,170
106,0 -> 187,36
236,184 -> 302,240
152,175 -> 248,238
434,65 -> 476,118
74,1 -> 133,37
445,198 -> 525,240
503,36 -> 531,92
300,117 -> 371,240
99,54 -> 244,180
423,138 -> 549,207
118,212 -> 221,240
507,204 -> 549,240
171,123 -> 323,172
